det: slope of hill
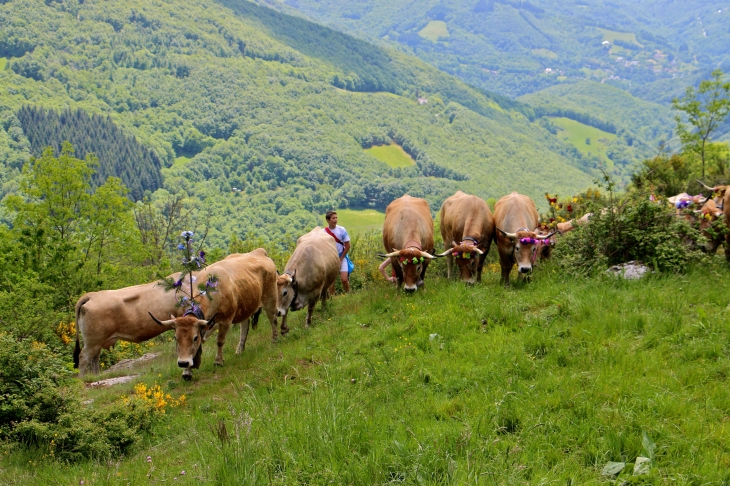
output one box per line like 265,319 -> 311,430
518,80 -> 676,179
0,0 -> 595,248
268,0 -> 729,102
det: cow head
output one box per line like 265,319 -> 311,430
276,270 -> 296,317
497,228 -> 555,274
379,248 -> 437,292
149,312 -> 216,380
695,200 -> 726,252
697,180 -> 728,206
536,224 -> 559,260
438,240 -> 484,284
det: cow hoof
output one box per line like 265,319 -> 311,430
235,347 -> 244,354
182,374 -> 192,381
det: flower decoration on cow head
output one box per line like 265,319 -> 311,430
159,230 -> 219,314
400,256 -> 425,265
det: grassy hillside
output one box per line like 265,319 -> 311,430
4,263 -> 730,483
0,0 -> 595,249
321,208 -> 385,236
551,117 -> 616,164
365,143 -> 414,168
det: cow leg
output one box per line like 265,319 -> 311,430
251,308 -> 261,330
215,322 -> 231,366
305,300 -> 316,328
79,345 -> 101,376
280,313 -> 290,336
418,260 -> 430,288
499,257 -> 512,286
446,254 -> 453,279
476,252 -> 487,283
264,306 -> 279,343
236,318 -> 250,354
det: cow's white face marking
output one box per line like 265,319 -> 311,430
276,274 -> 295,317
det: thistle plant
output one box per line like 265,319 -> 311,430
159,231 -> 219,315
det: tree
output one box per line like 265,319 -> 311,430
673,69 -> 730,178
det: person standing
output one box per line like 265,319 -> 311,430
324,210 -> 351,293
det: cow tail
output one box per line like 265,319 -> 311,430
73,294 -> 91,369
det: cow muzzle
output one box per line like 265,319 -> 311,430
404,284 -> 417,293
518,265 -> 533,274
178,359 -> 193,368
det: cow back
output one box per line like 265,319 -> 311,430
196,249 -> 277,324
440,191 -> 494,247
493,192 -> 539,233
383,195 -> 434,251
285,227 -> 340,293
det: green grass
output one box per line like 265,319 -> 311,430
551,116 -> 616,161
0,57 -> 7,71
418,21 -> 449,42
4,262 -> 730,483
321,209 -> 385,236
365,143 -> 415,168
597,27 -> 641,46
531,48 -> 558,59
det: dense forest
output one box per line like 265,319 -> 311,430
0,0 -> 596,249
17,106 -> 163,200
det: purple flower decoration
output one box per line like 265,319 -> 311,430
206,278 -> 218,289
199,250 -> 206,263
181,230 -> 194,239
173,278 -> 183,289
519,237 -> 539,245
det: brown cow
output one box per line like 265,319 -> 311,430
380,195 -> 437,292
438,191 -> 494,284
276,227 -> 340,330
74,276 -> 183,376
493,192 -> 553,285
149,249 -> 279,380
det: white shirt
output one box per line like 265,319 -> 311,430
324,225 -> 350,254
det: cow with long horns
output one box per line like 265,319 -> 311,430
380,195 -> 438,292
438,191 -> 494,284
493,192 -> 555,285
149,249 -> 280,380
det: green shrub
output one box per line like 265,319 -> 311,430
0,333 -> 169,462
553,190 -> 706,276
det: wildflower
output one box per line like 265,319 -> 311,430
181,230 -> 194,239
173,278 -> 183,289
147,456 -> 152,463
178,243 -> 186,250
198,250 -> 206,263
181,471 -> 186,476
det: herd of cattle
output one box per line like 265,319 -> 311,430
73,184 -> 730,380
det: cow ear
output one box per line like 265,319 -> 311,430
290,268 -> 296,282
205,312 -> 217,330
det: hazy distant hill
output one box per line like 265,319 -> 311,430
0,0 -> 595,248
268,0 -> 730,102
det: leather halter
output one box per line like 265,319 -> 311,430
184,306 -> 205,320
461,236 -> 479,246
403,240 -> 422,251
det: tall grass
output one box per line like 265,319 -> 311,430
3,261 -> 730,484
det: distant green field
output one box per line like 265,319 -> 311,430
532,48 -> 558,59
597,27 -> 640,45
365,143 -> 415,168
550,117 -> 616,161
418,21 -> 449,42
320,209 -> 385,236
172,156 -> 191,167
0,57 -> 7,70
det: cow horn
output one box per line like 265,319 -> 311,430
438,248 -> 455,256
378,250 -> 401,259
473,247 -> 484,255
149,312 -> 176,327
497,228 -> 517,239
536,232 -> 557,240
697,180 -> 716,191
197,312 -> 217,329
420,251 -> 438,259
288,268 -> 296,281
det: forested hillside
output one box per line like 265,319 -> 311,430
272,0 -> 730,102
17,106 -> 163,200
0,0 -> 595,248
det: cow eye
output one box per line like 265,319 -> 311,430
193,335 -> 198,342
282,290 -> 287,296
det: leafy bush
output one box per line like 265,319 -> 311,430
0,334 -> 181,462
553,190 -> 706,276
